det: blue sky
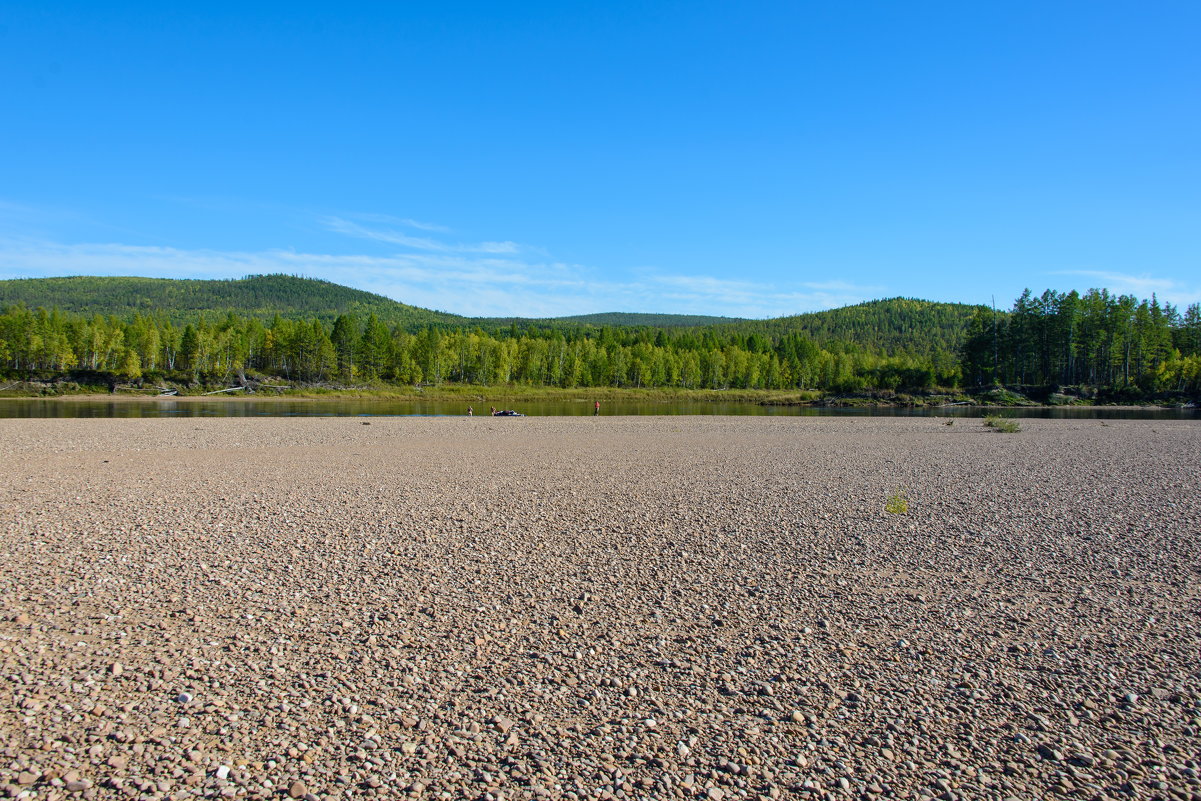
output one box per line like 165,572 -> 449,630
2,1 -> 1198,318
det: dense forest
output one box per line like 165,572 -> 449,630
0,306 -> 955,392
0,276 -> 1197,397
962,288 -> 1201,395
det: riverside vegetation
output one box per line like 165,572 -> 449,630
983,416 -> 1022,434
0,276 -> 1198,402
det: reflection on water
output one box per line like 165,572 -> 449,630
0,398 -> 1195,420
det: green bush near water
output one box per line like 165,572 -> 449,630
983,415 -> 1022,433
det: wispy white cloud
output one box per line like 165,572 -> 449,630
321,216 -> 520,254
339,212 -> 452,233
0,201 -> 888,316
1053,269 -> 1201,306
0,235 -> 883,318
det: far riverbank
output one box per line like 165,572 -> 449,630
1,380 -> 1196,410
0,396 -> 1194,420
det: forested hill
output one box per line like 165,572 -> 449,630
721,298 -> 979,358
0,276 -> 971,351
0,275 -> 744,330
0,274 -> 466,328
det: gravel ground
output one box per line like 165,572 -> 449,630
1,416 -> 1198,801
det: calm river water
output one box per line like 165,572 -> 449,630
0,398 -> 1194,419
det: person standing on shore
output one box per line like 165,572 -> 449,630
594,400 -> 600,416
467,406 -> 473,416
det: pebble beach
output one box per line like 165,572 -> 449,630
1,416 -> 1198,801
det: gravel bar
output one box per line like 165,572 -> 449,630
1,416 -> 1199,801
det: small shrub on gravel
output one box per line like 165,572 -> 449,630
885,490 -> 909,514
984,415 -> 1021,433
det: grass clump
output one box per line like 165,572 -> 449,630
983,415 -> 1021,433
885,490 -> 909,515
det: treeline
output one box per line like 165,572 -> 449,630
962,289 -> 1201,393
2,288 -> 1198,395
0,307 -> 955,392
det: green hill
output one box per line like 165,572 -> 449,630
0,275 -> 975,356
0,274 -> 465,329
724,298 -> 978,357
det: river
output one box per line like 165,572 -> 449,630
0,398 -> 1194,419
